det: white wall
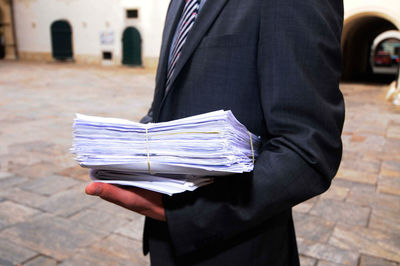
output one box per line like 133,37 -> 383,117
120,0 -> 170,60
344,0 -> 400,28
14,0 -> 169,62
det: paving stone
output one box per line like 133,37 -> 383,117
0,258 -> 13,266
349,133 -> 366,142
0,154 -> 41,172
380,138 -> 400,161
354,124 -> 388,137
297,237 -> 306,250
310,199 -> 371,226
7,161 -> 60,179
340,157 -> 381,174
377,175 -> 400,196
70,207 -> 132,234
298,239 -> 359,266
23,255 -> 58,266
369,208 -> 400,233
8,141 -> 60,155
378,160 -> 400,195
1,213 -> 103,260
321,185 -> 350,201
92,198 -> 138,220
380,161 -> 400,174
0,175 -> 28,189
5,144 -> 66,169
56,165 -> 90,181
114,215 -> 145,241
0,238 -> 37,265
343,136 -> 386,159
0,187 -> 48,209
335,169 -> 377,185
344,134 -> 385,153
293,213 -> 334,243
380,161 -> 400,178
0,172 -> 13,179
20,174 -> 80,196
340,150 -> 363,162
329,224 -> 400,262
293,202 -> 314,214
359,254 -> 398,266
299,255 -> 317,266
93,234 -> 149,264
1,62 -> 400,265
387,124 -> 400,139
339,156 -> 381,174
330,179 -> 373,190
0,201 -> 41,229
60,247 -> 146,266
293,197 -> 318,214
38,183 -> 98,217
317,261 -> 346,266
347,183 -> 377,193
346,186 -> 400,212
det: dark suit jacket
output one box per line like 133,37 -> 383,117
142,0 -> 344,265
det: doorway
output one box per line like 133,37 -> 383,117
0,9 -> 5,59
51,20 -> 73,60
122,27 -> 142,66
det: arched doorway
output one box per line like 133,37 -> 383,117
0,8 -> 5,59
370,30 -> 400,75
51,20 -> 73,60
122,27 -> 142,66
342,14 -> 398,80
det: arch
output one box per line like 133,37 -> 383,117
370,30 -> 400,75
122,27 -> 142,66
344,9 -> 400,30
341,11 -> 399,80
50,20 -> 73,60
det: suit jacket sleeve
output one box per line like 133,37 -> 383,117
163,0 -> 345,256
139,107 -> 153,124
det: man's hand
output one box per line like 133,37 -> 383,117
85,183 -> 166,221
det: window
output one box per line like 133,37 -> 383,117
126,9 -> 139,19
102,51 -> 112,60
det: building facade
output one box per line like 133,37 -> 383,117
1,0 -> 400,74
1,0 -> 169,68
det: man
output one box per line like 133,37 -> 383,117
86,0 -> 345,264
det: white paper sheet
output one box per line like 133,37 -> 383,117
72,110 -> 260,195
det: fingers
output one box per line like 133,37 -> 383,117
84,182 -> 166,221
86,182 -> 144,211
85,182 -> 102,196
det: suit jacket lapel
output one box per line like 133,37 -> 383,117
161,0 -> 229,101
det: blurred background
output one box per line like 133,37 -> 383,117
1,0 -> 400,81
0,0 -> 399,265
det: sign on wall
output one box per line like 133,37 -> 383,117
100,31 -> 115,45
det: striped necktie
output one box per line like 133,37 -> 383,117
166,0 -> 200,92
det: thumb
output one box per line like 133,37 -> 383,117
85,182 -> 103,196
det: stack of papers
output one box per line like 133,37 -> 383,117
72,110 -> 260,195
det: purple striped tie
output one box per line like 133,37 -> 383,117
166,0 -> 200,92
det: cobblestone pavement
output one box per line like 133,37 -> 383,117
0,61 -> 399,266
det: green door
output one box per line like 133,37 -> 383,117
122,27 -> 142,66
0,11 -> 5,59
0,33 -> 5,59
51,20 -> 73,60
